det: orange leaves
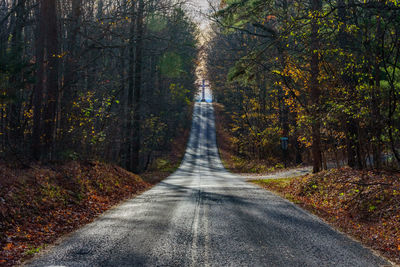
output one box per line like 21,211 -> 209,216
0,161 -> 151,266
265,15 -> 276,22
3,243 -> 13,250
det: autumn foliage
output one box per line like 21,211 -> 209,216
214,103 -> 284,173
208,0 -> 400,172
0,161 -> 150,266
254,168 -> 400,264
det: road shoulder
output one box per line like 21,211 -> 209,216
251,168 -> 400,265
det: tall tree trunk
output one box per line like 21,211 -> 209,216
372,14 -> 382,169
337,0 -> 363,169
338,0 -> 356,168
310,0 -> 322,173
126,0 -> 136,170
9,0 -> 25,151
42,0 -> 59,160
119,46 -> 127,168
131,0 -> 144,173
61,0 -> 81,141
32,0 -> 46,160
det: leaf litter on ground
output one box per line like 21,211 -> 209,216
253,167 -> 400,264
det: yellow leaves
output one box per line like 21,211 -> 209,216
24,108 -> 33,119
52,51 -> 68,58
298,136 -> 312,148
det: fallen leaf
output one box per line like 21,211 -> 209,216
4,243 -> 13,250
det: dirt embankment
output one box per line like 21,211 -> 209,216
0,111 -> 190,267
0,161 -> 150,266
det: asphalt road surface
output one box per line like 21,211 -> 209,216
28,103 -> 389,267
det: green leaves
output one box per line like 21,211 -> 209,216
159,52 -> 183,78
146,13 -> 167,32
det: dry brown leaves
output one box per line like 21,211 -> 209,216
258,167 -> 400,264
0,161 -> 150,266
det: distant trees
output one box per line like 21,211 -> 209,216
208,0 -> 400,172
0,0 -> 198,172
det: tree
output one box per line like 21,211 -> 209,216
209,0 -> 400,171
1,0 -> 199,172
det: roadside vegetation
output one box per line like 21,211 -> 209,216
0,127 -> 189,266
0,161 -> 149,266
252,169 -> 400,264
0,0 -> 198,172
210,1 -> 400,264
0,0 -> 197,265
208,0 -> 400,173
214,103 -> 286,173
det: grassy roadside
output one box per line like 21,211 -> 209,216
252,168 -> 400,264
213,103 -> 284,173
0,128 -> 189,266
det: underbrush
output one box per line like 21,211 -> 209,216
0,124 -> 189,266
0,161 -> 150,266
214,103 -> 283,173
253,167 -> 400,264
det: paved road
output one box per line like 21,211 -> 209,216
28,103 -> 389,267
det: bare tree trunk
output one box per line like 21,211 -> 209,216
310,0 -> 322,173
32,1 -> 46,160
338,0 -> 357,169
126,0 -> 136,170
42,0 -> 59,160
9,0 -> 25,152
61,0 -> 81,138
131,0 -> 144,173
372,14 -> 382,169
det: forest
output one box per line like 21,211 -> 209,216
1,0 -> 400,266
0,0 -> 198,172
207,0 -> 400,173
0,1 -> 199,264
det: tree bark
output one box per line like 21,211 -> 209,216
9,0 -> 25,151
337,0 -> 364,169
372,14 -> 382,169
126,0 -> 136,170
131,0 -> 144,173
42,0 -> 59,160
310,0 -> 322,173
32,0 -> 46,160
61,0 -> 81,139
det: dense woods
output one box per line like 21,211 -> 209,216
0,0 -> 198,172
1,1 -> 400,265
207,0 -> 400,172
